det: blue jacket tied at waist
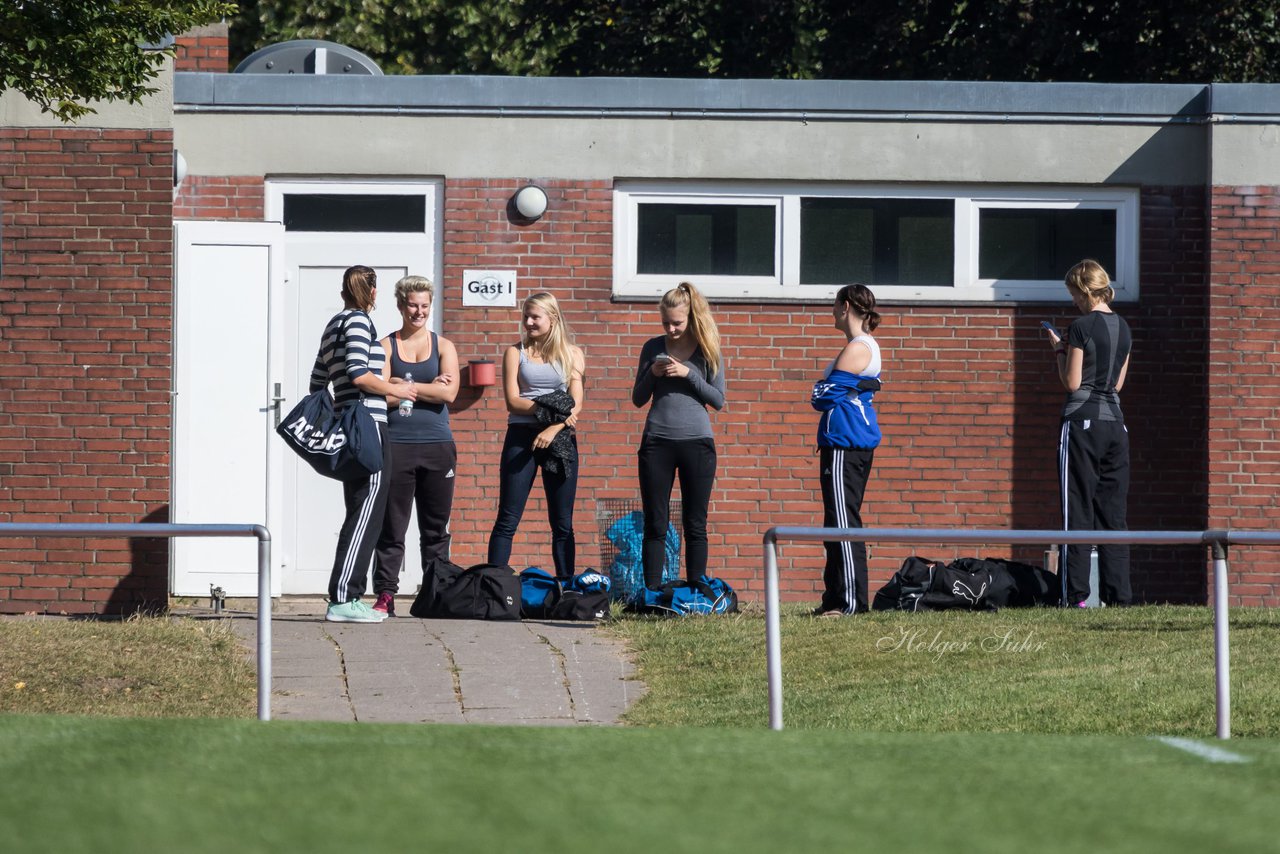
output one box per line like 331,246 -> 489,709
812,370 -> 882,450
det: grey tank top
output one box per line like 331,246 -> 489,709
509,345 -> 568,425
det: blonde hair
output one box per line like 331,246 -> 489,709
394,275 -> 434,308
660,282 -> 721,376
521,292 -> 576,380
1065,259 -> 1115,306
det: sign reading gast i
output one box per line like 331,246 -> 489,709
463,269 -> 517,307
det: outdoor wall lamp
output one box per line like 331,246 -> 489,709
512,184 -> 548,220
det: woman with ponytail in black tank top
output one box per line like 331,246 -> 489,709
370,275 -> 460,616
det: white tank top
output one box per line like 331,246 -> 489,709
824,334 -> 882,379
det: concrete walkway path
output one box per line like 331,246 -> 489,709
226,602 -> 641,726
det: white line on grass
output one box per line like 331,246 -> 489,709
1154,736 -> 1251,764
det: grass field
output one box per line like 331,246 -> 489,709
609,605 -> 1280,736
0,714 -> 1276,854
1,605 -> 1277,852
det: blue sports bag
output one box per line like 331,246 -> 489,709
625,577 -> 739,616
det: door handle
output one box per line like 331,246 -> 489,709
271,383 -> 286,428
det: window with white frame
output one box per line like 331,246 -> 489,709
613,182 -> 1139,302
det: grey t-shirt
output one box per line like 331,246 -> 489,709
631,336 -> 726,440
509,344 -> 569,425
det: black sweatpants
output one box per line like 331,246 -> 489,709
329,423 -> 392,604
819,446 -> 875,614
638,436 -> 717,588
373,440 -> 456,595
1058,419 -> 1131,606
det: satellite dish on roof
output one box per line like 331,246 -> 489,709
234,40 -> 383,75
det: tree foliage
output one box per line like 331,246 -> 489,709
229,1 -> 1280,83
1,1 -> 236,121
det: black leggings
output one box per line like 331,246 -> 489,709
638,436 -> 717,588
487,424 -> 578,580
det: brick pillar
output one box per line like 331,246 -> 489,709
1207,186 -> 1280,606
175,22 -> 230,73
0,128 -> 175,614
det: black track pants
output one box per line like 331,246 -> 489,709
374,440 -> 457,594
329,423 -> 392,604
1057,419 -> 1131,606
819,446 -> 874,614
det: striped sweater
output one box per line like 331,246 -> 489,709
309,309 -> 388,423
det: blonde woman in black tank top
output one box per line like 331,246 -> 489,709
369,275 -> 459,616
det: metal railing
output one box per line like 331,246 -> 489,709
0,523 -> 273,721
763,527 -> 1280,740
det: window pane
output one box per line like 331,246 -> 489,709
979,208 -> 1116,280
636,203 -> 775,276
800,198 -> 954,286
283,194 -> 426,232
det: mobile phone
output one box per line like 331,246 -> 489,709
654,352 -> 672,362
1040,321 -> 1061,338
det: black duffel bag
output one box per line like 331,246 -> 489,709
410,559 -> 521,621
275,389 -> 383,481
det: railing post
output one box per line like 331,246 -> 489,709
763,527 -> 1248,737
256,527 -> 272,722
764,530 -> 783,731
1211,538 -> 1231,739
0,522 -> 273,722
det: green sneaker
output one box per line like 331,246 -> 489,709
325,599 -> 386,623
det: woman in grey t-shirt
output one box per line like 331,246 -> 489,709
631,282 -> 726,589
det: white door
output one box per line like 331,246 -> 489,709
268,180 -> 442,595
172,220 -> 286,597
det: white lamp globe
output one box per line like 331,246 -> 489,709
514,185 -> 548,219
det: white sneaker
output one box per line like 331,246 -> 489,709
325,600 -> 386,623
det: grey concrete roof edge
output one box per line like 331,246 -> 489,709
1208,82 -> 1280,116
175,72 -> 1216,118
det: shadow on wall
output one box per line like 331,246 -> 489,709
108,506 -> 171,615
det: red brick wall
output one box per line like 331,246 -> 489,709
1208,186 -> 1280,606
0,128 -> 175,614
438,180 -> 1212,605
173,176 -> 264,220
175,25 -> 230,73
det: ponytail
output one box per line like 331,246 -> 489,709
1065,259 -> 1114,306
661,282 -> 722,376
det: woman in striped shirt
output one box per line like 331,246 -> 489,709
309,265 -> 417,623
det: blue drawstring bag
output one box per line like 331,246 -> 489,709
605,511 -> 682,602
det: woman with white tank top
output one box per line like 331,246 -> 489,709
811,284 -> 884,616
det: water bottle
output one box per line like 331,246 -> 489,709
398,371 -> 414,417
